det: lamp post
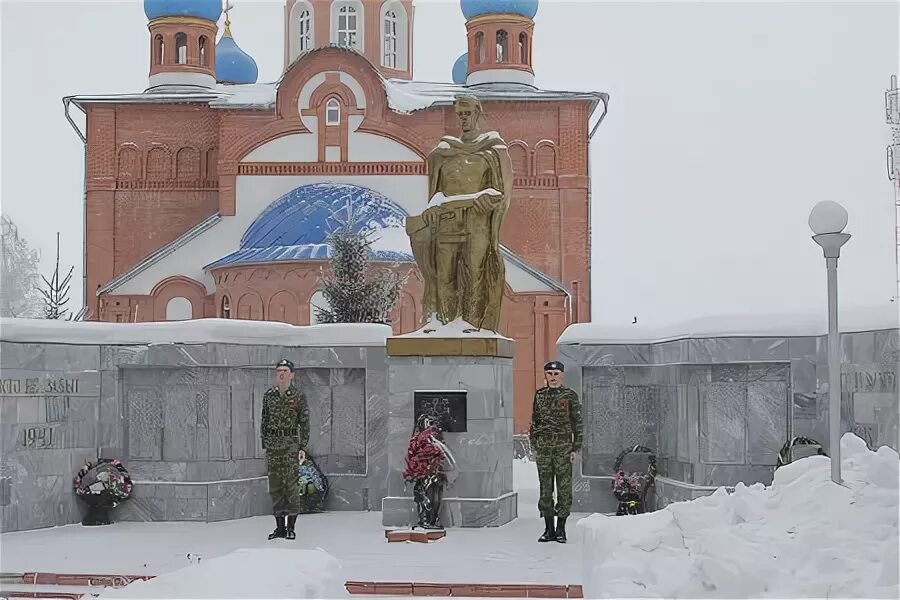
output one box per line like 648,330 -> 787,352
808,200 -> 851,484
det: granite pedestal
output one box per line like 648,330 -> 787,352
382,333 -> 517,528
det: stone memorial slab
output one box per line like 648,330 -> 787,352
414,390 -> 468,432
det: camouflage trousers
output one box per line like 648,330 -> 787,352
535,440 -> 573,519
265,448 -> 301,517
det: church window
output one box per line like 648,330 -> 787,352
221,295 -> 231,319
519,32 -> 528,63
154,35 -> 165,65
325,99 -> 341,126
199,36 -> 208,66
298,9 -> 312,52
165,297 -> 192,321
337,5 -> 359,49
175,32 -> 188,65
496,30 -> 508,63
475,32 -> 485,64
383,10 -> 398,68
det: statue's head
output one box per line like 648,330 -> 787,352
453,94 -> 483,134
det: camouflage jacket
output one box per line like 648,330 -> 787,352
261,385 -> 310,452
528,386 -> 583,453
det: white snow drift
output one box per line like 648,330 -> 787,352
98,547 -> 343,599
579,433 -> 899,598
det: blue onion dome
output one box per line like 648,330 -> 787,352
460,0 -> 538,20
216,28 -> 258,85
452,53 -> 468,84
144,0 -> 223,21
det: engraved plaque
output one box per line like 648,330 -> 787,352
414,390 -> 467,433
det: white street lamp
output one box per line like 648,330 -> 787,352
808,200 -> 851,484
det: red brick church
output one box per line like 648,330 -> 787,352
65,0 -> 607,431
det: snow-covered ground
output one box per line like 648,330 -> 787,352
579,433 -> 900,598
0,457 -> 580,598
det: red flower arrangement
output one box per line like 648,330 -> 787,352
403,427 -> 446,481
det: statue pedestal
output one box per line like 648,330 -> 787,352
382,321 -> 517,528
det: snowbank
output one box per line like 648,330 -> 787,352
579,433 -> 900,598
0,317 -> 393,347
559,305 -> 899,345
99,547 -> 342,599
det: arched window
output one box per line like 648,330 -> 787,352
475,31 -> 485,64
383,10 -> 398,68
309,290 -> 331,325
518,32 -> 528,63
221,295 -> 231,319
166,297 -> 192,321
199,36 -> 208,66
175,32 -> 188,65
337,5 -> 359,49
325,98 -> 341,126
154,34 -> 165,65
496,30 -> 508,63
298,9 -> 312,52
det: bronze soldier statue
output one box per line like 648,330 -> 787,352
406,94 -> 513,332
261,358 -> 310,540
528,361 -> 583,544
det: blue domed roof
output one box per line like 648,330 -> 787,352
461,0 -> 538,20
204,183 -> 414,270
452,53 -> 468,84
144,0 -> 223,21
216,32 -> 258,85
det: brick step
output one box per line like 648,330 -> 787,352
345,582 -> 583,598
14,573 -> 154,588
385,529 -> 447,543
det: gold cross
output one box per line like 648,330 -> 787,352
223,0 -> 234,26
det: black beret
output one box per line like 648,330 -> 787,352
276,359 -> 295,371
544,361 -> 565,372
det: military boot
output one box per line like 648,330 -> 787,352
286,515 -> 297,540
555,517 -> 568,543
268,516 -> 287,540
538,515 -> 557,542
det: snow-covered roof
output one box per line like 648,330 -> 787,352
558,306 -> 900,345
0,317 -> 393,347
65,76 -> 607,115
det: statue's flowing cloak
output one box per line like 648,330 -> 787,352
423,131 -> 512,331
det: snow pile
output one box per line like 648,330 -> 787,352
99,547 -> 342,599
579,433 -> 899,598
0,317 -> 393,347
559,305 -> 899,344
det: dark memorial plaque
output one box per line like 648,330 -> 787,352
414,390 -> 467,433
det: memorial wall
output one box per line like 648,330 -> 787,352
0,320 -> 393,533
558,323 -> 899,514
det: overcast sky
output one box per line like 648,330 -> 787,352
1,0 -> 898,327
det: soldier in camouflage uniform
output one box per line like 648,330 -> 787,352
261,359 -> 310,540
528,361 -> 583,544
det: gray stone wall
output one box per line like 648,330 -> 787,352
559,328 -> 899,513
0,340 -> 390,533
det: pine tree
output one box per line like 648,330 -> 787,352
314,208 -> 403,325
38,232 -> 75,320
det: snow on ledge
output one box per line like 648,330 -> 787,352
559,305 -> 899,345
394,317 -> 513,340
0,318 -> 393,347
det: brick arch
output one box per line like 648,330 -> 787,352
235,291 -> 264,320
175,146 -> 200,180
146,145 -> 172,181
268,289 -> 300,323
534,141 -> 557,175
150,276 -> 207,321
508,141 -> 529,177
117,144 -> 142,180
309,83 -> 357,109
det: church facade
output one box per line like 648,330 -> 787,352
65,0 -> 607,432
